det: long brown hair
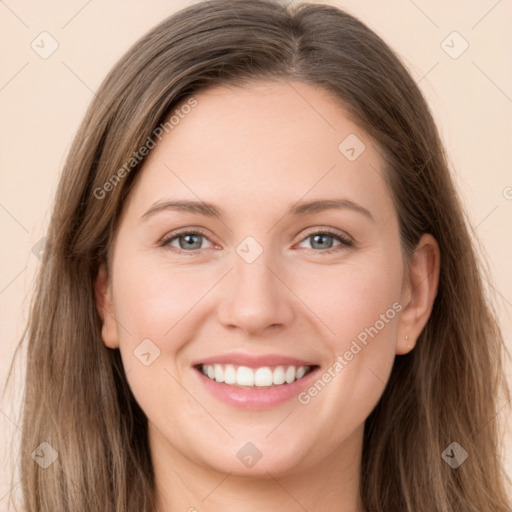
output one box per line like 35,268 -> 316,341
5,0 -> 510,510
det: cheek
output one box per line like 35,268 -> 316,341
330,273 -> 400,355
296,251 -> 402,352
108,256 -> 205,407
292,250 -> 402,416
112,256 -> 205,341
110,259 -> 201,421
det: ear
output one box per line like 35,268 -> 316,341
396,233 -> 440,355
93,261 -> 120,349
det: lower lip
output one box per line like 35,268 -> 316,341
194,367 -> 320,410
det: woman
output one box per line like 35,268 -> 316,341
6,0 -> 510,510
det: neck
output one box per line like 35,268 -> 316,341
150,423 -> 365,512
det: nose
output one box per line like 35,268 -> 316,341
216,251 -> 295,336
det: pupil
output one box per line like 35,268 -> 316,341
312,234 -> 332,249
181,234 -> 201,249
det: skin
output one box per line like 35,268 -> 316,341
94,81 -> 440,512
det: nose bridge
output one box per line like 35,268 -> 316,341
233,250 -> 277,299
216,238 -> 294,333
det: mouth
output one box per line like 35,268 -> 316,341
191,352 -> 321,409
194,363 -> 319,388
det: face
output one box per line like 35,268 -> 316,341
95,81 -> 438,479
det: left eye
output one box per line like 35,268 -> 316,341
160,229 -> 353,254
297,231 -> 353,252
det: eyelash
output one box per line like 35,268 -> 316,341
159,227 -> 354,255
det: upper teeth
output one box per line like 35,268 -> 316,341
200,364 -> 311,387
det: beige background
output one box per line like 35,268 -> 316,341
1,0 -> 511,507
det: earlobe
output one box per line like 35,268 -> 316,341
396,234 -> 440,355
93,261 -> 120,349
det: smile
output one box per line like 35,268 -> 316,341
198,363 -> 314,388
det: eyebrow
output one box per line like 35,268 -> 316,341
141,198 -> 374,222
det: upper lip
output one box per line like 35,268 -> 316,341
192,353 -> 318,369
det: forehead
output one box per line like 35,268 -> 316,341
124,81 -> 395,224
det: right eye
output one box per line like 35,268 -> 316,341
160,229 -> 215,253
